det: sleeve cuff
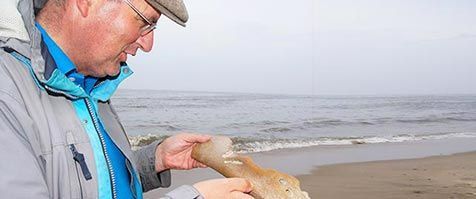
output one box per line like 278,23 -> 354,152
138,140 -> 172,191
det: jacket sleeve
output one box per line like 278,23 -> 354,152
133,140 -> 172,192
0,91 -> 50,198
133,140 -> 205,199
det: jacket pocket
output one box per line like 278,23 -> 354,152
69,144 -> 92,181
67,144 -> 90,198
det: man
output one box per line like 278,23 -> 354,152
0,0 -> 253,198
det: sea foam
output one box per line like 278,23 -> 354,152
129,132 -> 476,153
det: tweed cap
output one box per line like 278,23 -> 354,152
145,0 -> 189,27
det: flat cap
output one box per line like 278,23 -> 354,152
145,0 -> 189,27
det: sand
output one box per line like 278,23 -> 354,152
298,152 -> 476,199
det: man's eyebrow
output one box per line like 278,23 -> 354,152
142,5 -> 159,23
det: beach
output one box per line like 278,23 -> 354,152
299,152 -> 476,199
144,137 -> 476,198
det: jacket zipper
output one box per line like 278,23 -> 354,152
93,80 -> 107,90
85,98 -> 117,199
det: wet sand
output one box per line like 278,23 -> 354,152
299,152 -> 476,199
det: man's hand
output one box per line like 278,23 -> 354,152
155,133 -> 211,172
193,178 -> 254,199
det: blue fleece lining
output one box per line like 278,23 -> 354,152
45,70 -> 88,98
91,65 -> 134,102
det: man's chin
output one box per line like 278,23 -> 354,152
105,66 -> 122,77
97,63 -> 121,77
103,71 -> 120,77
90,69 -> 119,78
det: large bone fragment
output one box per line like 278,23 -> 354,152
192,136 -> 311,199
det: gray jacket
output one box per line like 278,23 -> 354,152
0,0 -> 202,198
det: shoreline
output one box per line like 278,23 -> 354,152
298,151 -> 476,198
144,137 -> 476,198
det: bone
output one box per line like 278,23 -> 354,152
192,136 -> 311,199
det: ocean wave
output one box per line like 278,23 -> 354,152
299,116 -> 476,128
303,119 -> 347,128
133,123 -> 183,131
129,134 -> 169,150
395,117 -> 476,124
128,132 -> 476,153
230,132 -> 476,153
260,127 -> 292,133
222,120 -> 291,129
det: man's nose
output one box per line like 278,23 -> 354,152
136,31 -> 154,52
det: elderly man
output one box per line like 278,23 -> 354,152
0,0 -> 253,198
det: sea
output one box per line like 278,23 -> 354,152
112,90 -> 476,153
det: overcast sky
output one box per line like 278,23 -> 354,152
122,0 -> 476,95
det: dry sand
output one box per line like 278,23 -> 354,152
298,151 -> 476,199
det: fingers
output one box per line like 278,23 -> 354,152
226,178 -> 253,193
230,191 -> 254,199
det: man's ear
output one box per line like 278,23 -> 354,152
76,0 -> 91,17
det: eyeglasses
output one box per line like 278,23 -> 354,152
123,0 -> 157,36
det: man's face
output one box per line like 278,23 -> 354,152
76,0 -> 161,77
